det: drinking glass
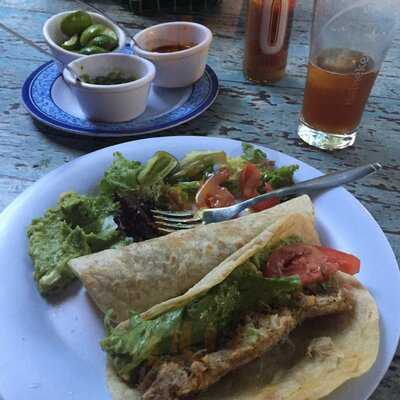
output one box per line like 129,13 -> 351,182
298,0 -> 399,150
244,0 -> 297,83
128,0 -> 221,13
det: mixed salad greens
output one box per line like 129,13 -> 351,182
27,144 -> 298,295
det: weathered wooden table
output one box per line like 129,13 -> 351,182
0,0 -> 399,397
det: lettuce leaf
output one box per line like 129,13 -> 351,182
262,165 -> 299,189
102,310 -> 185,380
102,263 -> 301,381
242,143 -> 269,164
100,152 -> 142,196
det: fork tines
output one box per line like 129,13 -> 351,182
151,209 -> 202,233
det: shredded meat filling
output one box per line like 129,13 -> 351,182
138,287 -> 353,400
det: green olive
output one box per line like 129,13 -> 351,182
79,45 -> 107,55
61,33 -> 80,51
60,11 -> 92,36
102,27 -> 118,42
80,24 -> 107,47
88,34 -> 118,51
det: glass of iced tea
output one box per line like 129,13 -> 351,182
244,0 -> 297,83
298,0 -> 398,150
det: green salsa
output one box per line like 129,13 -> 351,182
80,71 -> 137,85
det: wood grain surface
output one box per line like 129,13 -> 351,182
0,0 -> 398,398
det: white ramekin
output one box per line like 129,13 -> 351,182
133,22 -> 213,88
43,10 -> 126,73
63,53 -> 155,123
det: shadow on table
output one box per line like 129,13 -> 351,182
30,75 -> 232,152
32,119 -> 208,153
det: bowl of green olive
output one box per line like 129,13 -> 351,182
43,10 -> 126,72
63,53 -> 155,122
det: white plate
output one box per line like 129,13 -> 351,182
0,136 -> 399,400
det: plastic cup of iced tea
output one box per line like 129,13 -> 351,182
244,0 -> 297,83
298,0 -> 399,150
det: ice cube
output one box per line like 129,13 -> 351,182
317,48 -> 366,73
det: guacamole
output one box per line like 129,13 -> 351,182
27,192 -> 123,294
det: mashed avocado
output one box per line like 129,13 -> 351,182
27,192 -> 123,294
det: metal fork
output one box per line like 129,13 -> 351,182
152,163 -> 382,233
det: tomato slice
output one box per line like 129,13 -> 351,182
317,246 -> 360,275
195,169 -> 235,209
251,182 -> 280,212
240,164 -> 280,212
263,244 -> 360,286
240,163 -> 260,199
205,187 -> 236,208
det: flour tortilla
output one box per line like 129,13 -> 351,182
106,276 -> 379,400
142,212 -> 320,320
70,195 -> 313,322
196,273 -> 379,400
106,213 -> 379,400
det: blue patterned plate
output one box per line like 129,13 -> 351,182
22,61 -> 218,138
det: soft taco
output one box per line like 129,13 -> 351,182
70,195 -> 313,322
101,213 -> 379,400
